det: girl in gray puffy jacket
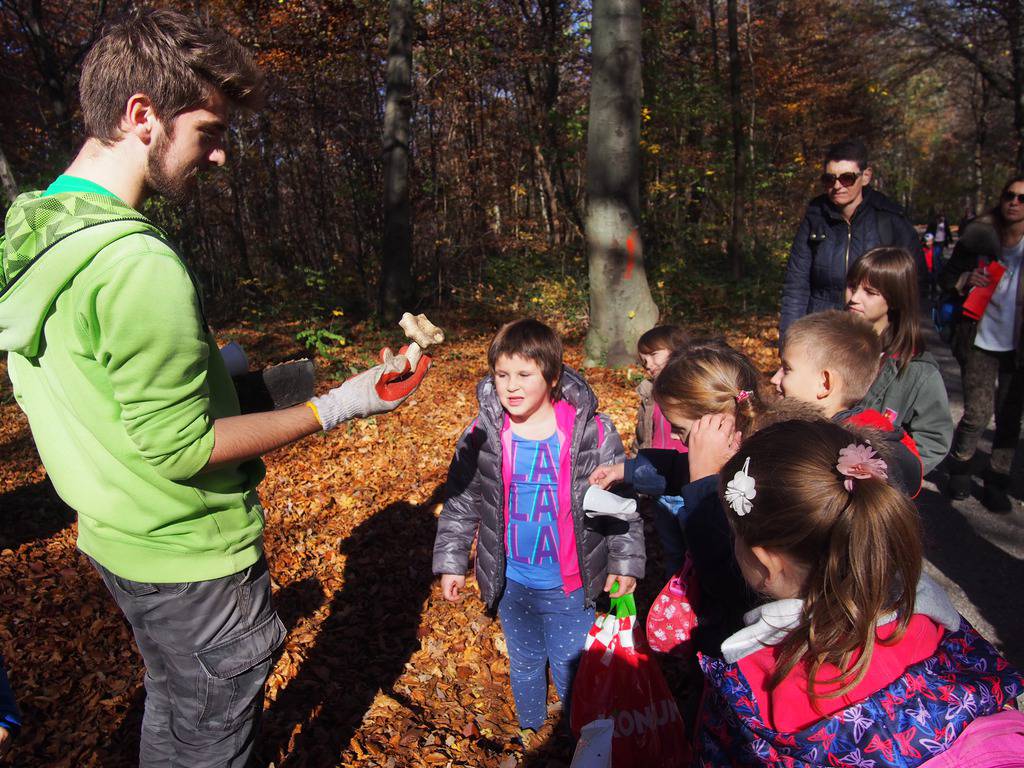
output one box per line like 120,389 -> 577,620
432,319 -> 645,742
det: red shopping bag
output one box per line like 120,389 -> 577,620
646,554 -> 700,657
571,593 -> 692,768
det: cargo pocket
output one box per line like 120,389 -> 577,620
195,612 -> 286,731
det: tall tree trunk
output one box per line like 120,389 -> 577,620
378,0 -> 415,322
0,144 -> 17,204
584,0 -> 659,367
972,73 -> 989,216
726,0 -> 747,279
708,0 -> 720,83
1008,0 -> 1024,171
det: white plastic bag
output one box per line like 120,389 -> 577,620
570,718 -> 614,768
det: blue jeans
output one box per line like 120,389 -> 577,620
497,579 -> 595,730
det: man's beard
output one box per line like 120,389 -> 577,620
145,129 -> 199,205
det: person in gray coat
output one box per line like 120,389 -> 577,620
433,320 -> 644,740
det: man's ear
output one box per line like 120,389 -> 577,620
861,166 -> 873,186
121,93 -> 157,144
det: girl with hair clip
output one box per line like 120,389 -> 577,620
698,419 -> 1024,767
591,341 -> 772,654
846,247 -> 953,474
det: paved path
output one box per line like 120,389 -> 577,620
915,311 -> 1024,668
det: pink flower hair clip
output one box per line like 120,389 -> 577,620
735,389 -> 753,404
836,443 -> 888,491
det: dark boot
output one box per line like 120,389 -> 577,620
983,471 -> 1013,513
946,457 -> 973,501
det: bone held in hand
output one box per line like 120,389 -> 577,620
399,312 -> 445,368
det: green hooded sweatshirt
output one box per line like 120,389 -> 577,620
0,188 -> 265,582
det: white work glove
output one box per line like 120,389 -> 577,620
306,346 -> 431,430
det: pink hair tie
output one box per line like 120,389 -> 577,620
735,389 -> 753,404
836,443 -> 888,491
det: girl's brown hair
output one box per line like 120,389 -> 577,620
846,247 -> 923,372
637,325 -> 690,356
652,340 -> 768,436
720,419 -> 922,700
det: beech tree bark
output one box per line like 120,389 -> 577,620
726,0 -> 747,279
0,144 -> 17,204
378,0 -> 415,322
584,0 -> 659,367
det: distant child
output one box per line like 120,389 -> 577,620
0,656 -> 19,759
846,247 -> 953,473
698,419 -> 1024,766
922,232 -> 938,297
635,324 -> 692,453
634,324 -> 691,574
433,319 -> 645,743
772,309 -> 924,494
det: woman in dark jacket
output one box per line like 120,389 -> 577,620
940,175 -> 1024,512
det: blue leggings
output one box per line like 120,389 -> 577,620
497,579 -> 595,730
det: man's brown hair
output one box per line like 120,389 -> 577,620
783,310 -> 882,406
488,319 -> 564,399
80,8 -> 263,142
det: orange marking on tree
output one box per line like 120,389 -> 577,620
625,229 -> 638,279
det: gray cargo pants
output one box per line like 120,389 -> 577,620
91,556 -> 286,768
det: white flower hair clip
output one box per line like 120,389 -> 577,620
725,456 -> 756,516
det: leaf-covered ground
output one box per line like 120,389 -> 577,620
0,314 -> 779,767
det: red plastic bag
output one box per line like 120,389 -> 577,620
962,260 -> 1006,320
646,554 -> 700,657
571,593 -> 692,768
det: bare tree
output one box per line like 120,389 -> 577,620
378,0 -> 415,322
894,0 -> 1024,171
0,143 -> 17,203
726,0 -> 747,278
584,0 -> 659,366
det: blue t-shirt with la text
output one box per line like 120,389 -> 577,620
505,432 -> 563,589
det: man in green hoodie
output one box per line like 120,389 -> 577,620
0,9 -> 429,766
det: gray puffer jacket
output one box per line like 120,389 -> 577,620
432,366 -> 645,610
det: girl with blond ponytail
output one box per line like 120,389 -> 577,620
696,419 -> 1024,767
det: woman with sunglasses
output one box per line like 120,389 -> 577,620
780,139 -> 921,337
940,176 -> 1024,512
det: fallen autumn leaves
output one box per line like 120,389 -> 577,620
0,315 -> 779,767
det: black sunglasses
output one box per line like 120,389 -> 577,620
821,171 -> 863,188
1002,190 -> 1024,204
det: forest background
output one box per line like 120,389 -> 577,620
2,0 -> 1023,351
1,1 -> 1024,766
